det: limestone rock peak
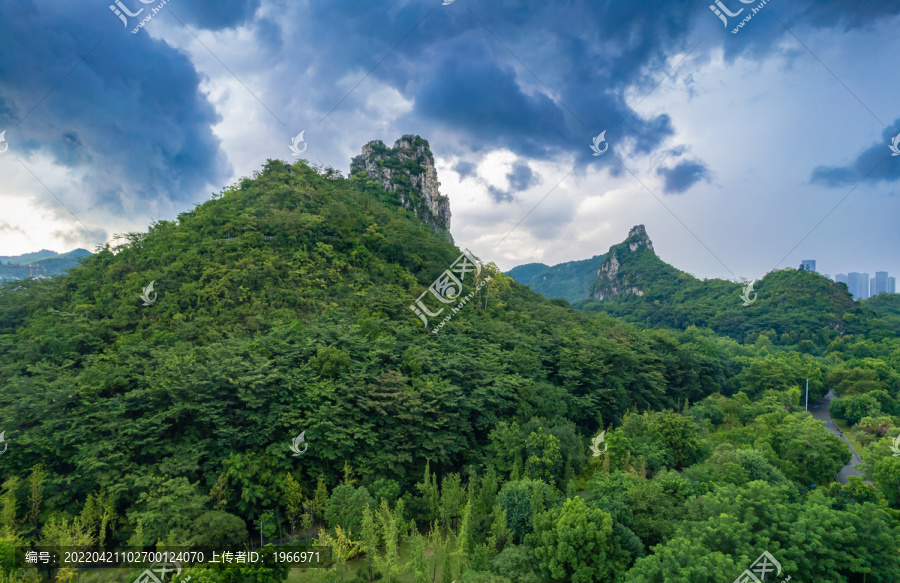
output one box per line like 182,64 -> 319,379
350,135 -> 451,235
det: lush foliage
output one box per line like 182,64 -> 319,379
1,156 -> 898,582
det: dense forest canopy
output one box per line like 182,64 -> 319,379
1,154 -> 899,583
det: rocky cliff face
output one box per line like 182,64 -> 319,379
590,225 -> 655,300
350,135 -> 451,235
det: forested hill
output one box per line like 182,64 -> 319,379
3,144 -> 900,583
506,254 -> 607,304
508,225 -> 892,348
0,152 -> 727,544
0,248 -> 92,280
578,252 -> 892,348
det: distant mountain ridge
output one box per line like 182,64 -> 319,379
508,225 -> 895,346
505,225 -> 666,304
0,248 -> 92,280
507,255 -> 607,304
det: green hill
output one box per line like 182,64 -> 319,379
507,254 -> 607,304
0,144 -> 723,547
507,225 -> 889,349
2,139 -> 900,583
0,248 -> 92,280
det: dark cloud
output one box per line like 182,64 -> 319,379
810,121 -> 900,187
3,0 -> 899,237
0,222 -> 26,235
170,0 -> 262,31
454,160 -> 477,179
485,163 -> 541,204
0,0 -> 231,218
507,163 -> 541,191
656,160 -> 710,194
794,0 -> 900,29
487,185 -> 514,204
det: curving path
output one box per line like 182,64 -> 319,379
807,389 -> 872,485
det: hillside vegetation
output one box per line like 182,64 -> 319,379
1,150 -> 899,583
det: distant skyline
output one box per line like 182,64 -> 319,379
1,0 -> 899,281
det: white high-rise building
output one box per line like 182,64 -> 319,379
873,272 -> 890,296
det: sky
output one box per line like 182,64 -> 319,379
1,0 -> 899,282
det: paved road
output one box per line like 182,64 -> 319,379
807,389 -> 871,485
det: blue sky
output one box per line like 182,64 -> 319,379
1,0 -> 898,282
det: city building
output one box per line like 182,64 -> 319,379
831,271 -> 897,300
799,260 -> 816,272
873,272 -> 890,296
847,272 -> 870,300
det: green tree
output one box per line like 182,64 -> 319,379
318,525 -> 360,581
646,411 -> 705,469
531,497 -> 617,583
0,479 -> 19,537
487,422 -> 524,478
188,511 -> 248,547
770,414 -> 849,485
439,474 -> 466,534
488,503 -> 512,554
25,467 -> 45,533
370,478 -> 400,506
415,461 -> 439,523
496,479 -> 552,544
313,475 -> 329,526
325,485 -> 374,535
208,474 -> 232,511
490,545 -> 543,583
872,456 -> 900,507
408,531 -> 429,583
282,473 -> 306,534
624,537 -> 739,583
126,476 -> 209,545
524,428 -> 563,485
454,501 -> 473,575
358,505 -> 378,583
441,536 -> 453,583
374,499 -> 404,583
830,393 -> 882,425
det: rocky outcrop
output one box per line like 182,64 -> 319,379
590,225 -> 655,300
350,135 -> 451,234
